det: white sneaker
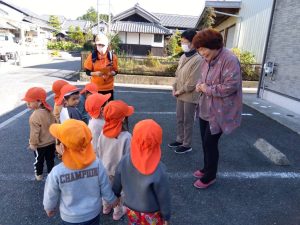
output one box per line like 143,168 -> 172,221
35,175 -> 43,181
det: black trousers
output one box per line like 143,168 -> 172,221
33,144 -> 55,176
199,118 -> 222,183
98,89 -> 114,102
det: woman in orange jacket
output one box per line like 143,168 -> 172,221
84,33 -> 118,101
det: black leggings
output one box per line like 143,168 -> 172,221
98,89 -> 114,102
33,144 -> 55,176
199,118 -> 222,183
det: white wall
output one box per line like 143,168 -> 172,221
126,32 -> 139,44
237,0 -> 273,63
151,34 -> 164,48
214,0 -> 273,63
118,31 -> 126,44
140,33 -> 152,45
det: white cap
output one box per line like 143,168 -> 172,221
95,33 -> 108,46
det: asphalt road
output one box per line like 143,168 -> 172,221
0,87 -> 300,225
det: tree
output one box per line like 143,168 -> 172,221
68,26 -> 84,44
77,7 -> 109,24
108,34 -> 121,53
198,7 -> 216,29
167,29 -> 182,56
49,15 -> 61,35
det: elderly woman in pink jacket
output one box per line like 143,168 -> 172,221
192,28 -> 242,189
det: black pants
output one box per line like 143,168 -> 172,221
98,89 -> 114,102
33,144 -> 55,176
199,118 -> 222,183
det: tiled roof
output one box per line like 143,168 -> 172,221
111,21 -> 171,34
61,20 -> 90,32
154,13 -> 199,29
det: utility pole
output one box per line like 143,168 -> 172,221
108,0 -> 111,34
97,0 -> 99,34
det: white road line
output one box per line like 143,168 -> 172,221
116,90 -> 170,94
135,112 -> 176,115
254,138 -> 290,166
0,94 -> 54,130
2,171 -> 300,181
169,171 -> 300,179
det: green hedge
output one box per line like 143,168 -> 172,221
47,41 -> 82,51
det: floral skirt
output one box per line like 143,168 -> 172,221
126,207 -> 164,225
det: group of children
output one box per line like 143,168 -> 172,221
22,80 -> 171,225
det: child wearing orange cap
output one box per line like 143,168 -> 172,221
85,93 -> 111,151
78,83 -> 98,124
22,87 -> 56,181
58,84 -> 83,123
44,119 -> 118,225
112,119 -> 171,225
52,80 -> 69,123
96,100 -> 134,220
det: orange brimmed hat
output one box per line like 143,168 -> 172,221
103,100 -> 134,138
80,83 -> 98,95
131,119 -> 162,175
52,80 -> 69,105
22,87 -> 52,111
49,119 -> 96,170
57,84 -> 79,105
85,93 -> 111,118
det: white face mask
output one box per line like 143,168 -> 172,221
97,46 -> 108,54
181,44 -> 191,53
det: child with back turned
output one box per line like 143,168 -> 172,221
113,119 -> 171,225
22,87 -> 56,181
96,100 -> 134,221
43,119 -> 118,225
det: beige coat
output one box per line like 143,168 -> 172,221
173,53 -> 202,103
29,109 -> 55,148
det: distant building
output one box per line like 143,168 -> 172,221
0,0 -> 55,53
196,0 -> 273,63
257,0 -> 300,115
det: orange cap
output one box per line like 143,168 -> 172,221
49,119 -> 96,170
131,119 -> 162,175
85,93 -> 111,118
80,83 -> 98,95
57,84 -> 79,105
22,87 -> 52,111
52,80 -> 69,105
103,100 -> 134,138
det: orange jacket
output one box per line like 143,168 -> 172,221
84,52 -> 118,91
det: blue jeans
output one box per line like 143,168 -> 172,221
62,214 -> 100,225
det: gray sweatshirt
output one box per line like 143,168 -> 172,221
112,154 -> 171,221
43,159 -> 116,223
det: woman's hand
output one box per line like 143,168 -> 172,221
200,83 -> 208,93
196,83 -> 208,93
163,221 -> 169,225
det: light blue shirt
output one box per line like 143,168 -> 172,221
43,159 -> 116,223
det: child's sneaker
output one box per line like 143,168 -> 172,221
35,175 -> 43,181
113,206 -> 125,220
102,204 -> 112,215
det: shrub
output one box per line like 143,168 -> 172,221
47,41 -> 82,51
144,52 -> 161,68
231,48 -> 259,81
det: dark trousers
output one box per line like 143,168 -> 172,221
62,214 -> 100,225
33,144 -> 55,176
199,118 -> 222,183
98,89 -> 114,102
